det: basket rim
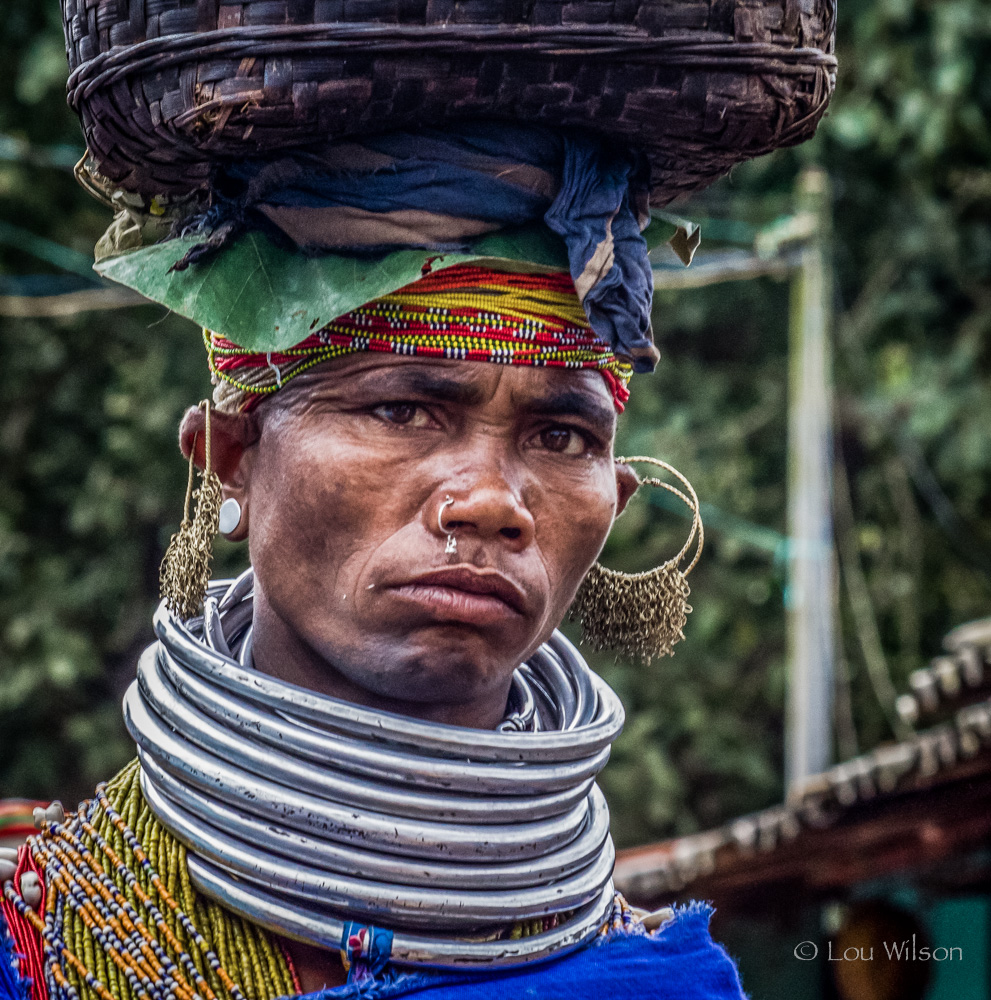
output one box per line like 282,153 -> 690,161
65,16 -> 837,200
68,21 -> 837,108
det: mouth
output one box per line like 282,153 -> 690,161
386,567 -> 526,626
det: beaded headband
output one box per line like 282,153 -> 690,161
206,265 -> 633,413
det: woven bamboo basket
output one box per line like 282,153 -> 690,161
61,0 -> 836,202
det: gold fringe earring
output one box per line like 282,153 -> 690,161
569,456 -> 704,663
160,400 -> 224,619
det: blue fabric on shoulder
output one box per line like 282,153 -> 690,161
306,903 -> 747,1000
0,911 -> 30,1000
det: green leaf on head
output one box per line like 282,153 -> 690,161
96,225 -> 571,353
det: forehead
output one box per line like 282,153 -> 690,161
275,354 -> 618,426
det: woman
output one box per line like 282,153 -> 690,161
3,0 -> 844,975
0,199 -> 743,1000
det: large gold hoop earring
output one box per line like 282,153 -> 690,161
160,400 -> 224,619
569,456 -> 704,663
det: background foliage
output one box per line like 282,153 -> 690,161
1,0 -> 989,848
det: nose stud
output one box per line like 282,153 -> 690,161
439,495 -> 457,555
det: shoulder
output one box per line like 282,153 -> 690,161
596,901 -> 749,1000
507,901 -> 747,1000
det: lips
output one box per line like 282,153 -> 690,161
385,567 -> 527,626
411,568 -> 525,611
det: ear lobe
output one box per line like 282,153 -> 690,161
219,497 -> 250,542
178,406 -> 258,486
614,460 -> 640,517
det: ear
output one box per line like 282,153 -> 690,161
178,405 -> 260,487
179,407 -> 259,541
614,460 -> 640,517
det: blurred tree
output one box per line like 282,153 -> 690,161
597,0 -> 991,843
0,0 -> 989,848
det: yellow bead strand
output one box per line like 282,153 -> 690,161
27,761 -> 297,1000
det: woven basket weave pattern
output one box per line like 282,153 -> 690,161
62,0 -> 835,200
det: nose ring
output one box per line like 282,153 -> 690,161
439,495 -> 457,556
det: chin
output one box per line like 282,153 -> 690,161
336,628 -> 521,707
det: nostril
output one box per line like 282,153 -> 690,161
500,527 -> 522,540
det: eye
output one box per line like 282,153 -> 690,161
372,403 -> 434,428
535,427 -> 591,455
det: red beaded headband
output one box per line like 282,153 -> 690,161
206,266 -> 633,412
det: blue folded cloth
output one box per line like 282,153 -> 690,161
178,124 -> 659,373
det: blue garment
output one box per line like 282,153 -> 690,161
0,910 -> 30,1000
1,903 -> 746,1000
177,124 -> 659,373
228,126 -> 561,225
306,904 -> 747,1000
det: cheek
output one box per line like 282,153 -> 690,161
534,471 -> 617,604
246,431 -> 377,602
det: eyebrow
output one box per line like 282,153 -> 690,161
525,389 -> 615,431
354,368 -> 485,405
349,365 -> 615,429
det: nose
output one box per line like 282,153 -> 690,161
432,479 -> 535,553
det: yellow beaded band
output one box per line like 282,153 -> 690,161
206,265 -> 633,414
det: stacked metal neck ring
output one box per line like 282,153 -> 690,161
124,569 -> 625,969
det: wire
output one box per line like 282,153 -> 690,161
0,220 -> 98,280
0,286 -> 146,317
645,488 -> 787,560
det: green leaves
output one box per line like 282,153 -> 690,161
95,218 -> 690,350
97,225 -> 571,351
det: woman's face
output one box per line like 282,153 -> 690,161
200,353 -> 637,726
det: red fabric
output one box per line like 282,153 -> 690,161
0,847 -> 48,1000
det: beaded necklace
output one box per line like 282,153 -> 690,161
6,761 -> 297,1000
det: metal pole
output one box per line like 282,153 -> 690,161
785,166 -> 835,792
